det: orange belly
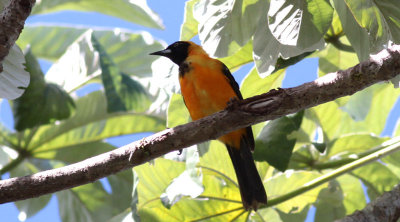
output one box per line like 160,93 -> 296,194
179,57 -> 244,148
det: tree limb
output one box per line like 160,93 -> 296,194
0,45 -> 400,204
0,0 -> 35,72
337,183 -> 400,222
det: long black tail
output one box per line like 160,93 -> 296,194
226,140 -> 267,210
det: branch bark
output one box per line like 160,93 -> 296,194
0,45 -> 400,204
0,0 -> 35,72
337,183 -> 400,222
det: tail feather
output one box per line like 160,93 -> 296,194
226,138 -> 267,210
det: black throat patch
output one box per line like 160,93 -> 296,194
179,61 -> 192,77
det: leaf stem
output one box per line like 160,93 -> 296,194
266,139 -> 400,207
0,154 -> 24,176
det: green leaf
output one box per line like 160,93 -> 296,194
326,133 -> 388,159
352,162 -> 400,201
333,0 -> 371,61
310,83 -> 400,141
194,0 -> 265,57
0,44 -> 29,99
57,181 -> 116,222
342,0 -> 400,51
219,40 -> 254,71
33,141 -> 115,163
314,175 -> 366,222
12,50 -> 75,131
180,0 -> 199,40
253,8 -> 324,77
314,180 -> 346,222
240,67 -> 285,99
267,171 -> 326,213
32,0 -> 164,29
250,207 -> 282,222
254,111 -> 304,171
318,38 -> 359,77
135,158 -> 186,220
268,0 -> 333,48
107,170 -> 133,214
92,34 -> 151,113
161,150 -> 203,208
28,91 -> 164,152
337,175 -> 366,215
17,26 -> 87,61
166,93 -> 190,128
276,205 -> 310,222
43,28 -> 164,92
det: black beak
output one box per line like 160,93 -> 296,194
149,49 -> 172,57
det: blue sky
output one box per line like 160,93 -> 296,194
1,0 -> 399,221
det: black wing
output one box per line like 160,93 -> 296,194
220,62 -> 243,100
220,61 -> 255,150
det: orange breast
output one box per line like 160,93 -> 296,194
179,55 -> 245,148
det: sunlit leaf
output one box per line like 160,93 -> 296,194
352,162 -> 400,201
166,93 -> 189,128
332,0 -> 371,61
267,171 -> 326,213
253,9 -> 324,77
268,0 -> 333,48
44,29 -> 164,92
326,133 -> 388,159
28,91 -> 164,152
194,0 -> 265,57
180,0 -> 199,40
32,0 -> 164,29
240,67 -> 285,99
0,44 -> 30,100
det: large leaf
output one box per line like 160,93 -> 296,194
318,38 -> 359,77
253,6 -> 324,77
268,0 -> 333,48
333,0 -> 371,61
57,181 -> 119,222
240,67 -> 285,99
17,26 -> 87,61
138,143 -> 255,221
0,44 -> 30,100
325,133 -> 388,159
219,40 -> 254,71
28,91 -> 165,152
267,170 -> 327,213
31,0 -> 164,29
92,34 -> 151,113
310,83 -> 400,141
352,162 -> 400,201
194,0 -> 265,57
314,175 -> 366,222
254,110 -> 304,171
180,0 -> 200,40
342,0 -> 400,51
12,50 -> 75,131
166,93 -> 190,128
33,141 -> 115,163
44,28 -> 164,92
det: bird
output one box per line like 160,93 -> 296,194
150,41 -> 267,210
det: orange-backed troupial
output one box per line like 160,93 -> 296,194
150,41 -> 267,210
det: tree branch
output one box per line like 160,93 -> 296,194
337,183 -> 400,222
0,45 -> 400,204
0,0 -> 35,72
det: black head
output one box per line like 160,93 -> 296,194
149,41 -> 191,65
